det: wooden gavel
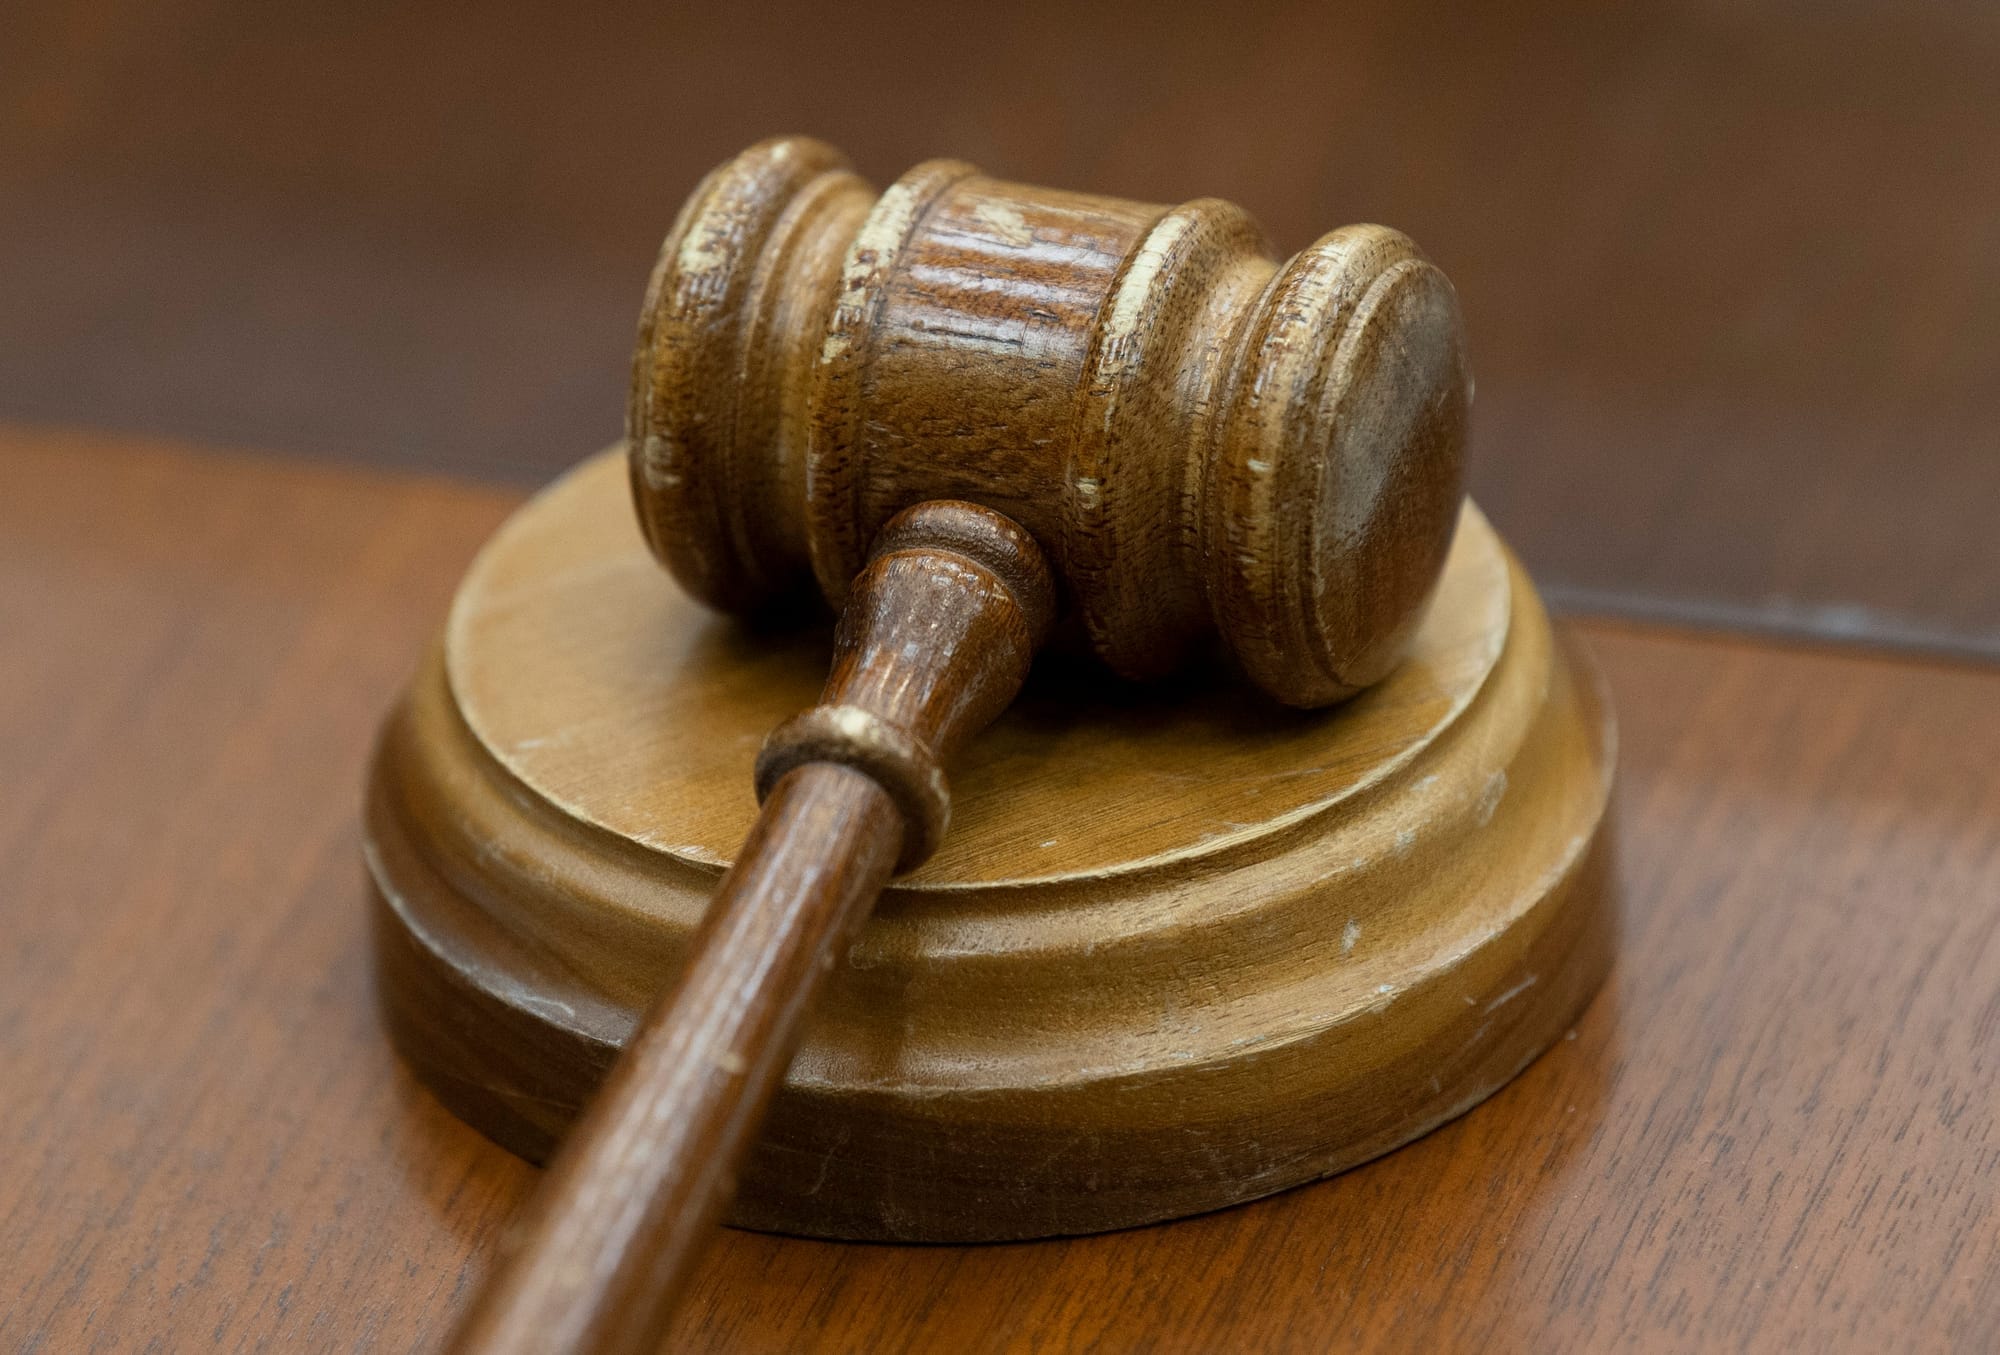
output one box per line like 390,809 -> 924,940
450,136 -> 1469,1353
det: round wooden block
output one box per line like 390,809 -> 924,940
364,449 -> 1616,1243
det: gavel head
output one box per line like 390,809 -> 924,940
630,137 -> 1469,708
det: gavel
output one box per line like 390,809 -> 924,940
450,136 -> 1469,1353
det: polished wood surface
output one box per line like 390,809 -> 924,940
5,1 -> 1997,656
448,502 -> 1054,1351
368,452 -> 1612,1245
445,764 -> 902,1355
631,137 -> 1466,705
459,111 -> 1472,1334
4,428 -> 1994,1350
443,126 -> 1472,1344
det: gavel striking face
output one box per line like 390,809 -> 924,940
630,135 -> 1469,707
453,138 -> 1471,1354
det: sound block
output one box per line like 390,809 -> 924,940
365,449 -> 1615,1243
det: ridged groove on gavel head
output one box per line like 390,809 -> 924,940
628,137 -> 872,612
753,501 -> 1054,871
631,136 -> 1470,708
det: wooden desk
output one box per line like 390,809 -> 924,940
3,427 -> 1994,1351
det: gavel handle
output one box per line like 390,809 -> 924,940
447,762 -> 899,1354
446,502 -> 1055,1355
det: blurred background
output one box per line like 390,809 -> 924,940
4,0 -> 1995,656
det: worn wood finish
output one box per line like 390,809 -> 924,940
367,449 -> 1613,1245
632,137 -> 1469,707
447,501 -> 1055,1352
444,764 -> 902,1355
4,432 -> 1998,1351
436,141 -> 1473,1345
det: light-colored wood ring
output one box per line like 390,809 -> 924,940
755,705 -> 947,870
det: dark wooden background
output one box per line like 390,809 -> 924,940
4,3 -> 1998,1351
5,0 -> 1998,653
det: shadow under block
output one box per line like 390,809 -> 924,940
364,449 -> 1616,1243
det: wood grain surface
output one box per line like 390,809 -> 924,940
4,427 -> 1996,1350
446,501 -> 1055,1351
5,0 -> 1998,655
369,452 -> 1613,1253
627,137 -> 1468,706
